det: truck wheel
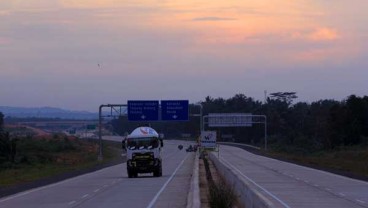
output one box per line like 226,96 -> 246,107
159,167 -> 162,177
128,170 -> 133,178
153,167 -> 160,177
154,165 -> 162,177
133,172 -> 138,178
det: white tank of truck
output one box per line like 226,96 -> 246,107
122,127 -> 163,178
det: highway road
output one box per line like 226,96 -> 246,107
0,140 -> 195,208
216,145 -> 368,208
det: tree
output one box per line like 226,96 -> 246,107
269,92 -> 298,104
0,112 -> 4,132
344,95 -> 368,145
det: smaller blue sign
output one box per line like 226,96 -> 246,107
161,100 -> 189,121
128,100 -> 159,121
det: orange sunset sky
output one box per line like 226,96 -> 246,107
0,0 -> 367,111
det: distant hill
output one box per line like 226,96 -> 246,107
0,106 -> 98,120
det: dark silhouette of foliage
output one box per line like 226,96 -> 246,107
110,93 -> 368,153
269,92 -> 298,104
0,112 -> 4,132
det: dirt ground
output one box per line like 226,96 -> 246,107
199,158 -> 211,208
199,154 -> 243,208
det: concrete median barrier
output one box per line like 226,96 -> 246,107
209,153 -> 275,208
187,151 -> 200,208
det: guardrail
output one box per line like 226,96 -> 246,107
217,142 -> 261,150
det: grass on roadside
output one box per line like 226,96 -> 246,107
202,155 -> 237,208
266,145 -> 368,178
0,138 -> 123,187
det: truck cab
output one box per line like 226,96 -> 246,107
122,127 -> 163,178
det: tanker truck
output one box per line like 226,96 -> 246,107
122,127 -> 163,178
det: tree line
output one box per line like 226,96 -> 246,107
2,93 -> 367,154
111,93 -> 368,152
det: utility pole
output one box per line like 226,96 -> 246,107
264,90 -> 268,104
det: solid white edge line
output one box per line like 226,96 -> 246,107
221,157 -> 291,208
146,154 -> 189,208
222,144 -> 368,186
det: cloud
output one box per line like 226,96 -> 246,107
308,28 -> 339,41
0,10 -> 10,16
192,16 -> 237,21
0,37 -> 11,45
292,28 -> 339,42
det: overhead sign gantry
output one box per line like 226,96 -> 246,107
97,100 -> 202,160
127,100 -> 159,121
161,100 -> 189,121
202,113 -> 268,150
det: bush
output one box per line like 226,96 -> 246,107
209,180 -> 236,208
0,135 -> 82,167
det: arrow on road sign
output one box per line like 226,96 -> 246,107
172,115 -> 178,119
141,115 -> 146,119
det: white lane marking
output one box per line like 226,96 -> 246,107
222,144 -> 368,186
82,194 -> 89,198
103,185 -> 108,188
255,149 -> 368,186
338,193 -> 346,197
146,154 -> 189,208
356,199 -> 366,204
68,201 -> 76,205
221,157 -> 290,208
314,184 -> 319,187
94,189 -> 100,193
0,163 -> 125,203
325,188 -> 332,191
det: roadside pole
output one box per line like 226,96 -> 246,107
98,104 -> 127,161
98,105 -> 103,161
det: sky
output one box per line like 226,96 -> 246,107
0,0 -> 367,112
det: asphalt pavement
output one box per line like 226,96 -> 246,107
215,145 -> 368,208
0,140 -> 195,208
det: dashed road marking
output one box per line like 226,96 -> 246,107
68,201 -> 76,205
94,189 -> 100,193
356,199 -> 366,204
82,194 -> 89,198
325,188 -> 332,191
338,193 -> 346,197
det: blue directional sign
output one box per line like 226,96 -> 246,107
161,100 -> 189,121
128,100 -> 159,121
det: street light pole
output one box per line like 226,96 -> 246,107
98,105 -> 103,161
264,115 -> 268,151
